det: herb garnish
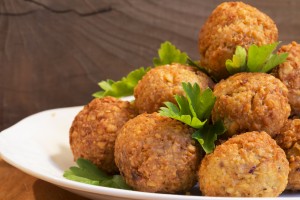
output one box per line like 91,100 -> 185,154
226,42 -> 288,74
93,67 -> 151,98
153,41 -> 214,80
63,158 -> 131,190
153,41 -> 188,66
93,41 -> 212,98
192,120 -> 225,153
159,82 -> 226,153
159,82 -> 215,129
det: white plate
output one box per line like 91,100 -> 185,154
0,105 -> 299,200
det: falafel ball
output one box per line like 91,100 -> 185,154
273,42 -> 300,116
70,97 -> 137,174
134,63 -> 214,114
199,131 -> 289,197
275,119 -> 300,190
212,72 -> 290,137
199,2 -> 278,80
114,113 -> 201,193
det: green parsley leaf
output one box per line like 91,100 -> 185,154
69,158 -> 109,180
225,46 -> 247,74
159,104 -> 206,129
247,42 -> 278,71
100,175 -> 131,189
261,52 -> 289,72
226,42 -> 288,74
63,170 -> 100,185
63,158 -> 131,190
182,82 -> 215,121
159,82 -> 215,129
93,67 -> 151,98
153,42 -> 215,81
159,82 -> 225,153
153,41 -> 188,66
192,120 -> 226,153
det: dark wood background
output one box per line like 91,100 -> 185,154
1,0 -> 300,199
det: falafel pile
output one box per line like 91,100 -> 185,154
68,1 -> 300,197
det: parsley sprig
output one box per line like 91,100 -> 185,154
93,41 -> 212,98
153,41 -> 188,66
192,120 -> 225,153
159,82 -> 226,153
226,42 -> 288,74
159,83 -> 214,128
153,41 -> 214,80
93,67 -> 151,98
63,158 -> 131,190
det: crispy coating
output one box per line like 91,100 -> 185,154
288,156 -> 300,191
199,131 -> 289,197
212,72 -> 290,137
69,97 -> 137,174
273,42 -> 300,115
134,63 -> 214,114
275,119 -> 300,190
276,119 -> 300,150
199,2 -> 278,80
114,113 -> 201,193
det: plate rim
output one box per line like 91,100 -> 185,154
0,106 -> 299,200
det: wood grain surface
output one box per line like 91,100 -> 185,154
1,0 -> 300,199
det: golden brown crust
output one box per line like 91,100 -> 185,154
114,113 -> 201,193
199,2 -> 278,80
212,72 -> 290,137
69,97 -> 137,174
199,131 -> 289,197
276,119 -> 300,150
134,63 -> 214,114
273,41 -> 300,115
287,155 -> 300,190
275,119 -> 300,190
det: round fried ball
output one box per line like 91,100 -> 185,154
70,97 -> 137,174
199,131 -> 289,197
134,63 -> 214,114
275,119 -> 300,190
114,113 -> 201,193
199,2 -> 278,80
273,42 -> 300,115
212,72 -> 290,137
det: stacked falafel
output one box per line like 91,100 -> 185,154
69,1 -> 300,197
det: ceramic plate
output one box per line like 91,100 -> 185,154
0,103 -> 299,200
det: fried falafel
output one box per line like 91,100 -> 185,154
273,41 -> 300,116
70,97 -> 137,174
199,2 -> 278,80
275,119 -> 300,190
212,72 -> 290,137
199,131 -> 289,197
134,63 -> 214,114
114,113 -> 201,193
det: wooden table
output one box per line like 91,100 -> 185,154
1,0 -> 300,199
